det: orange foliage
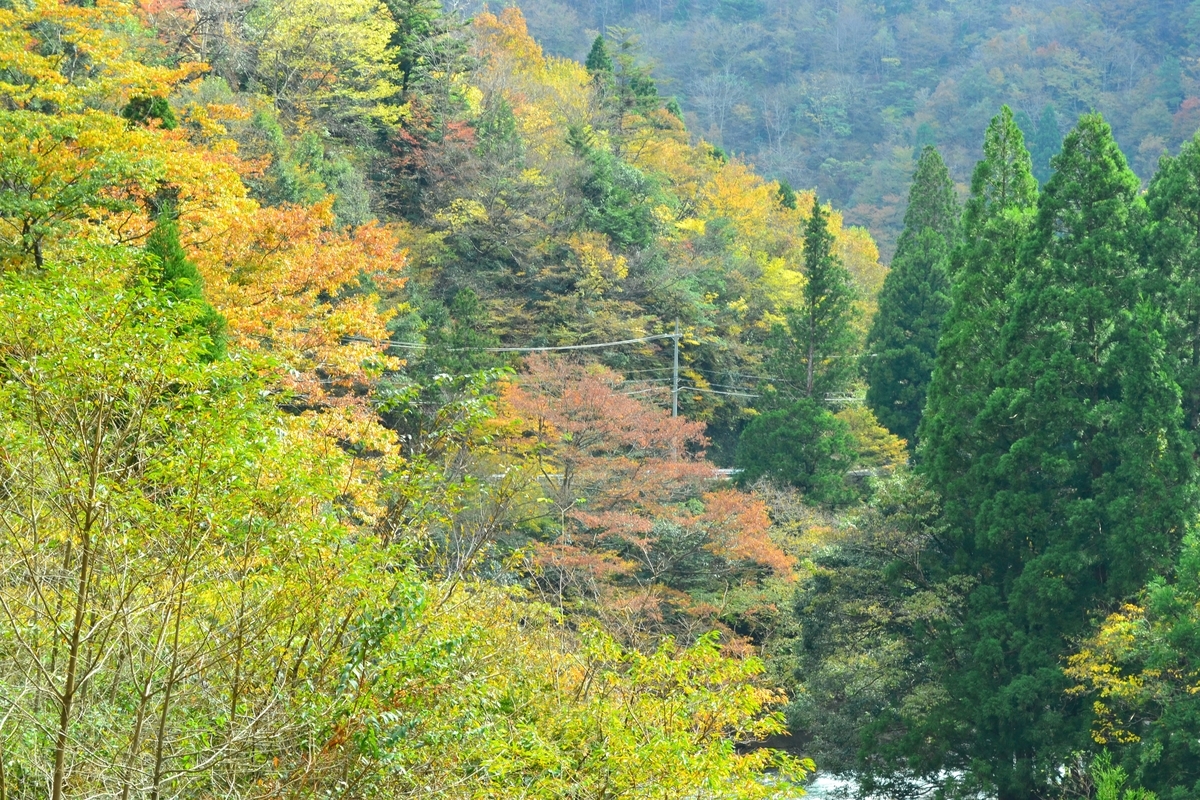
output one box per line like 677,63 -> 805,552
473,7 -> 546,70
694,489 -> 794,575
500,356 -> 792,634
189,199 -> 408,399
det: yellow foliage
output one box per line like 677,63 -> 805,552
189,198 -> 408,395
250,0 -> 403,125
639,148 -> 885,329
836,405 -> 909,472
1065,603 -> 1158,745
698,161 -> 779,246
434,198 -> 490,230
472,8 -> 591,159
0,0 -> 201,113
840,225 -> 888,299
631,135 -> 714,201
568,231 -> 629,297
760,253 -> 807,311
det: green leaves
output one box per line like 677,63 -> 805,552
735,399 -> 858,507
910,110 -> 1197,798
865,147 -> 957,446
0,109 -> 163,267
766,199 -> 860,404
145,211 -> 227,361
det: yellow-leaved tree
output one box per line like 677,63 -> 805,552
0,4 -> 816,799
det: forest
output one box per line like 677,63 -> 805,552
1,1 -> 1200,799
512,0 -> 1200,257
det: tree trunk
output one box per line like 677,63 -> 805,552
806,337 -> 816,398
51,520 -> 93,800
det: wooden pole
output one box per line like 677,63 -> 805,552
672,319 -> 680,418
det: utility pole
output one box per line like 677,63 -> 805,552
672,319 -> 680,418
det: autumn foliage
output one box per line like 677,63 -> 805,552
500,357 -> 793,640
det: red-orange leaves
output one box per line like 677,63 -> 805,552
500,356 -> 792,638
694,489 -> 793,575
502,355 -> 711,511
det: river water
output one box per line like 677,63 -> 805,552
802,775 -> 859,798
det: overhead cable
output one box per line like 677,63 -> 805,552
345,332 -> 677,353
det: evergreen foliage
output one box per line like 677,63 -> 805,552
144,212 -> 227,362
1145,133 -> 1200,443
921,106 -> 1038,527
121,95 -> 177,130
769,200 -> 859,401
893,146 -> 959,257
383,0 -> 445,89
776,179 -> 797,210
414,288 -> 504,378
1158,55 -> 1185,111
571,132 -> 659,250
1031,105 -> 1063,185
735,399 -> 857,506
864,147 -> 957,446
23,0 -> 1200,795
917,113 -> 1195,799
585,35 -> 613,74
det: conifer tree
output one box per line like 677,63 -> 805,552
777,179 -> 798,210
1031,104 -> 1062,185
383,0 -> 448,91
734,398 -> 858,507
1146,132 -> 1200,441
145,211 -> 227,361
893,146 -> 959,255
1158,55 -> 1185,111
920,106 -> 1037,522
914,105 -> 1041,791
864,146 -> 958,446
919,113 -> 1194,799
585,35 -> 614,74
771,199 -> 858,401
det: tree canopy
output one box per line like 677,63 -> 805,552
864,146 -> 958,446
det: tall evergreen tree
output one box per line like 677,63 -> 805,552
914,105 -> 1042,792
920,106 -> 1038,524
770,199 -> 858,401
1030,104 -> 1062,185
919,113 -> 1194,799
1146,132 -> 1200,442
864,146 -> 958,446
894,146 -> 959,254
145,211 -> 226,362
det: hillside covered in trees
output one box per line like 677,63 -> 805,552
4,1 -> 1200,800
512,0 -> 1200,256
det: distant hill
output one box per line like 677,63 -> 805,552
502,0 -> 1199,257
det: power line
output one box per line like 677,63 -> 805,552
701,381 -> 765,391
680,385 -> 760,399
690,369 -> 772,381
251,329 -> 868,405
345,332 -> 677,353
620,366 -> 675,375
